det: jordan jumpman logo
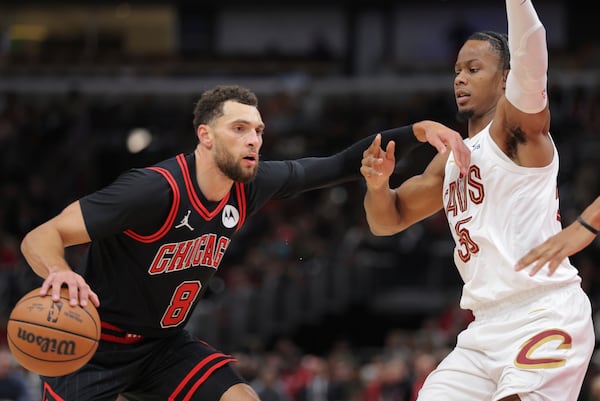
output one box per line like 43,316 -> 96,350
175,210 -> 194,231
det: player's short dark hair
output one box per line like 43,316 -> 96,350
192,85 -> 258,131
467,31 -> 510,71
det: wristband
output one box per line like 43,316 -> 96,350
577,215 -> 599,235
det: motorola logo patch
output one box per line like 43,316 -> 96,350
222,205 -> 239,228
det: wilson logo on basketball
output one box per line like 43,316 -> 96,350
16,327 -> 76,355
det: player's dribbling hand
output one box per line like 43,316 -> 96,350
40,269 -> 101,308
360,133 -> 395,190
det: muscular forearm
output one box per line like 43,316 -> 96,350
21,224 -> 73,279
364,186 -> 403,236
21,202 -> 98,306
20,201 -> 90,279
361,129 -> 453,236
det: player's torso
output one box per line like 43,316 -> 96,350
88,154 -> 250,336
443,123 -> 580,310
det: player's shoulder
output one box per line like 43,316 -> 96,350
151,153 -> 186,170
117,166 -> 165,184
104,163 -> 175,199
126,153 -> 187,181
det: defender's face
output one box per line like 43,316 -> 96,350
454,40 -> 505,118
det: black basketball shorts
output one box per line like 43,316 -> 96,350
41,329 -> 246,401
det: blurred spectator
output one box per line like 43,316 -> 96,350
589,374 -> 600,401
409,352 -> 437,401
362,354 -> 411,401
0,346 -> 31,401
251,364 -> 292,401
0,231 -> 19,317
296,355 -> 334,401
327,353 -> 363,401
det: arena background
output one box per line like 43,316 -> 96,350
0,1 -> 599,400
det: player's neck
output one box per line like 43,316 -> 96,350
468,114 -> 494,138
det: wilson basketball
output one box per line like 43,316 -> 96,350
7,287 -> 101,377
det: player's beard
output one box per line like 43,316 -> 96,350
214,141 -> 258,183
456,109 -> 474,123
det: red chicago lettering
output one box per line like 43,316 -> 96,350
149,244 -> 176,274
148,235 -> 231,275
201,235 -> 216,267
213,237 -> 231,267
167,240 -> 195,272
190,235 -> 207,266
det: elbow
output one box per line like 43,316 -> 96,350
20,232 -> 33,259
366,221 -> 402,237
20,231 -> 44,278
20,233 -> 39,270
370,229 -> 394,237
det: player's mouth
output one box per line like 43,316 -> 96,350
242,153 -> 257,166
455,90 -> 470,106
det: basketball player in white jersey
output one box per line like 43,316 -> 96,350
360,1 -> 594,400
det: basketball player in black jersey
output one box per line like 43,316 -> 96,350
20,84 -> 470,401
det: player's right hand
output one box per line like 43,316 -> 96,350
413,120 -> 470,176
361,133 -> 395,190
40,269 -> 100,308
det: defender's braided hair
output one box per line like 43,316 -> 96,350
468,31 -> 510,71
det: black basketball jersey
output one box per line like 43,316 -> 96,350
77,126 -> 414,338
78,152 -> 349,337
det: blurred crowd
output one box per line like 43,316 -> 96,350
0,77 -> 599,400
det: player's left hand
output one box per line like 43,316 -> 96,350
515,222 -> 596,276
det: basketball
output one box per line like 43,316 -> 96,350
7,287 -> 101,377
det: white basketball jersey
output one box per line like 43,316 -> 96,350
443,122 -> 581,312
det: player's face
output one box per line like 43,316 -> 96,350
454,39 -> 505,122
212,101 -> 265,183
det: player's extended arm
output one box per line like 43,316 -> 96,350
360,121 -> 468,236
516,196 -> 600,276
505,0 -> 548,115
362,143 -> 447,236
20,200 -> 99,307
360,120 -> 468,235
500,0 -> 552,167
293,120 -> 468,194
